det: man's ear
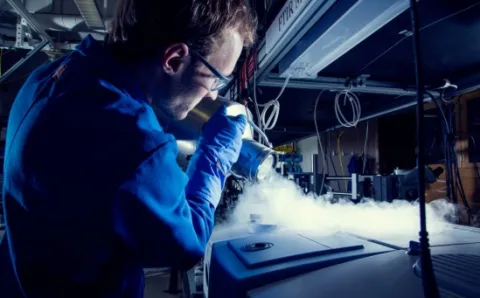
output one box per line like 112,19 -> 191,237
162,43 -> 189,75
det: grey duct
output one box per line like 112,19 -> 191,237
31,14 -> 109,33
73,0 -> 105,30
156,99 -> 278,182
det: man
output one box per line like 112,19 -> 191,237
0,0 -> 257,297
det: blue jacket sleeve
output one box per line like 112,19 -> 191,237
113,139 -> 217,269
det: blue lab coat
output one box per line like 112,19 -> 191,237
0,35 -> 222,297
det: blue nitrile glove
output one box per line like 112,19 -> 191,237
185,105 -> 247,206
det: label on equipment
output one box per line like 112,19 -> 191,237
265,0 -> 314,55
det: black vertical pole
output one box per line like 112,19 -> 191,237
409,0 -> 439,297
312,154 -> 319,195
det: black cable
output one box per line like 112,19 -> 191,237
446,104 -> 459,210
328,132 -> 341,190
474,162 -> 480,182
426,91 -> 473,224
453,153 -> 473,225
314,90 -> 328,195
425,91 -> 450,133
409,1 -> 440,297
323,132 -> 329,174
446,136 -> 458,207
450,100 -> 473,223
425,91 -> 455,204
444,105 -> 454,205
472,138 -> 480,183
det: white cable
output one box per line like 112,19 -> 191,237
259,100 -> 280,131
258,75 -> 291,131
246,118 -> 272,148
334,90 -> 361,128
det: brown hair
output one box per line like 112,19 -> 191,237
107,0 -> 257,58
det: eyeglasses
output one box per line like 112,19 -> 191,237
190,50 -> 233,92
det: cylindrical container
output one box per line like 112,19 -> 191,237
155,98 -> 278,181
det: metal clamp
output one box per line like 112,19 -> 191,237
345,74 -> 371,89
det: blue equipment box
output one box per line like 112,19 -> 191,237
206,231 -> 394,298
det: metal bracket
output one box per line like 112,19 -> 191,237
345,74 -> 371,89
15,17 -> 25,48
15,17 -> 34,49
7,0 -> 54,48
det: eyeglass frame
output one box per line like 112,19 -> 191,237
190,50 -> 234,92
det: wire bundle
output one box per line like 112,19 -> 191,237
334,90 -> 362,128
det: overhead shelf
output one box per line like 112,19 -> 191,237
250,0 -> 480,144
278,0 -> 411,79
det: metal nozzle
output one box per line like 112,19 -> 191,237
232,139 -> 278,181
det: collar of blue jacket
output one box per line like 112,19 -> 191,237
75,34 -> 149,106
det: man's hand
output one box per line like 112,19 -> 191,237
185,104 -> 246,207
198,105 -> 247,175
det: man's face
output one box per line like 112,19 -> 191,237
154,30 -> 244,120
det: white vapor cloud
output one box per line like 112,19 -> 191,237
220,173 -> 457,239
